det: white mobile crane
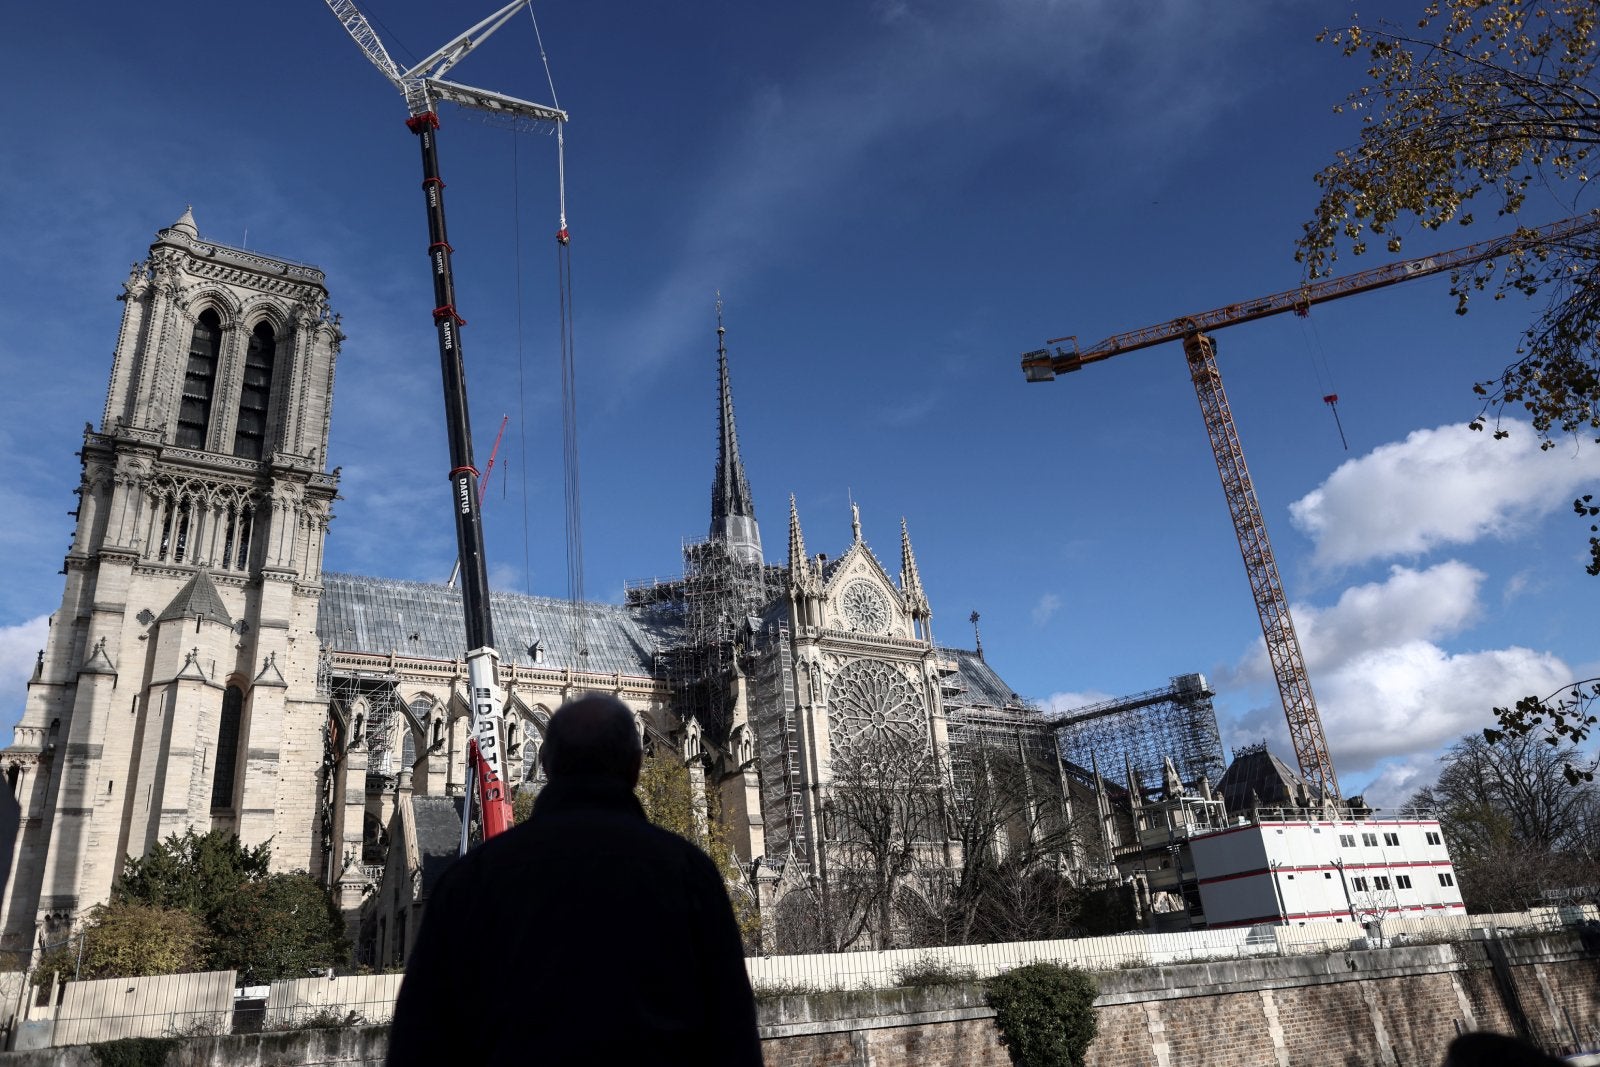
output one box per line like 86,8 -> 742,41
324,1 -> 567,848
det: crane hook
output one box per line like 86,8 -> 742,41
1323,394 -> 1349,451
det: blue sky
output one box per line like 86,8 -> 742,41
2,1 -> 1595,808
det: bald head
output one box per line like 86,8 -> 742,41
540,693 -> 644,786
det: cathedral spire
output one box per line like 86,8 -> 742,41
787,494 -> 815,595
709,297 -> 762,565
170,205 -> 198,238
899,518 -> 929,618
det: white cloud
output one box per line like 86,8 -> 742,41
0,615 -> 49,731
1289,420 -> 1600,568
1294,562 -> 1484,672
1225,563 -> 1572,768
1228,563 -> 1485,687
1032,593 -> 1062,626
1041,690 -> 1114,715
1313,641 -> 1570,767
1352,756 -> 1439,811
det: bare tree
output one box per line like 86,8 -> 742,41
821,735 -> 945,950
767,885 -> 830,956
776,734 -> 1119,953
902,739 -> 1109,947
1412,733 -> 1600,912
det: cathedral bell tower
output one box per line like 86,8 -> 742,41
0,210 -> 342,953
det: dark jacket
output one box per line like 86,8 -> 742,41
386,776 -> 762,1066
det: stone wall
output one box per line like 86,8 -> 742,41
759,986 -> 1008,1067
3,931 -> 1596,1065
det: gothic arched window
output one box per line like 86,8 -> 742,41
178,309 -> 222,450
408,697 -> 434,760
233,322 -> 276,459
211,685 -> 244,809
522,730 -> 541,783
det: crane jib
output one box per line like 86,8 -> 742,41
1025,211 -> 1600,372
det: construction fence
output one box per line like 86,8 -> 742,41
746,905 -> 1600,993
9,971 -> 405,1051
5,905 -> 1595,1048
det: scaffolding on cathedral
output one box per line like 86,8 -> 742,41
946,707 -> 1064,793
325,674 -> 406,777
748,620 -> 809,867
624,538 -> 784,748
1052,674 -> 1225,799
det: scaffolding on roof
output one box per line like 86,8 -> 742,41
1052,673 -> 1225,799
624,537 -> 784,747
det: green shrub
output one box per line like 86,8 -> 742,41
265,1007 -> 369,1031
32,903 -> 208,984
892,953 -> 977,988
751,979 -> 827,1001
88,1036 -> 177,1067
984,962 -> 1098,1067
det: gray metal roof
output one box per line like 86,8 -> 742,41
158,569 -> 233,626
1216,746 -> 1309,813
318,573 -> 680,677
938,648 -> 1028,711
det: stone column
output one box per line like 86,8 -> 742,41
235,656 -> 286,850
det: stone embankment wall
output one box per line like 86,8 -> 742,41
3,931 -> 1596,1066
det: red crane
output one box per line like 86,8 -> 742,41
1021,212 -> 1600,801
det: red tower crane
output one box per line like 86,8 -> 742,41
1021,212 -> 1600,801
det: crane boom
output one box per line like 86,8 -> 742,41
1016,213 -> 1600,799
324,1 -> 565,850
1022,212 -> 1600,380
326,1 -> 569,121
324,0 -> 406,90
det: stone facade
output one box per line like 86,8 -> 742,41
0,211 -> 341,954
0,215 -> 1149,966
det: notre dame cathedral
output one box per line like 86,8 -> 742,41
1,213 -> 1223,961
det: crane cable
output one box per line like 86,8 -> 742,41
512,134 -> 533,594
525,2 -> 588,661
1294,311 -> 1349,451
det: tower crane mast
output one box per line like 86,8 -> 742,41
324,1 -> 567,850
1021,212 -> 1600,802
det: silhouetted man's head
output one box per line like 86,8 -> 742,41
540,693 -> 643,786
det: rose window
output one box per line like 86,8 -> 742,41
840,580 -> 891,634
827,658 -> 925,754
